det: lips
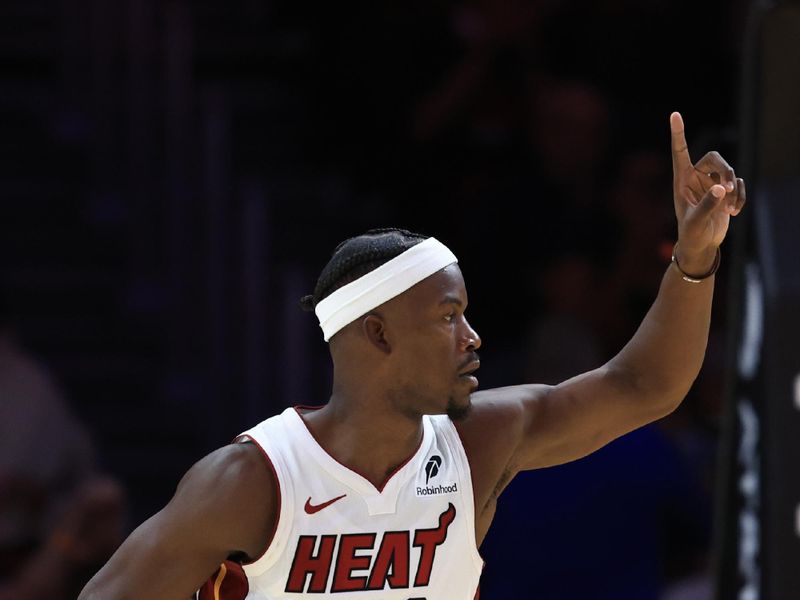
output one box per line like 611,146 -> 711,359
458,360 -> 481,377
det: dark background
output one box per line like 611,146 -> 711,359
0,1 -> 750,598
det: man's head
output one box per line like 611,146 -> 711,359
301,228 -> 481,420
300,228 -> 429,315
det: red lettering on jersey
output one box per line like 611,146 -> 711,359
284,504 -> 456,593
284,534 -> 337,593
330,533 -> 376,592
412,503 -> 456,586
366,531 -> 411,590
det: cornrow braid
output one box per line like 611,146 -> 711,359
299,228 -> 429,313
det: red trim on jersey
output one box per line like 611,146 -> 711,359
233,435 -> 282,565
452,419 -> 487,579
293,405 -> 425,493
198,560 -> 248,600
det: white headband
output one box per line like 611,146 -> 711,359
314,237 -> 458,341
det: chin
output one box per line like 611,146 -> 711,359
446,395 -> 472,422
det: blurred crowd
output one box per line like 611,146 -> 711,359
0,304 -> 125,599
0,0 -> 746,597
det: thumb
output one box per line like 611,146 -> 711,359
692,184 -> 726,218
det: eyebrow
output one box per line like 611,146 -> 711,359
439,296 -> 464,307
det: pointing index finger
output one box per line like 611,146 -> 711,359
670,111 -> 692,171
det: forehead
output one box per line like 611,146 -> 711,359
391,263 -> 467,309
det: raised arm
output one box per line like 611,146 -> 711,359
78,443 -> 276,600
461,113 -> 746,506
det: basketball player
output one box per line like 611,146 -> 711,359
79,113 -> 745,599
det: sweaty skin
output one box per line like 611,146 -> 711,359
79,113 -> 746,599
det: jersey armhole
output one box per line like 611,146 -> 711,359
441,418 -> 485,574
233,435 -> 283,572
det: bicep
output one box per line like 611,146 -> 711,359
80,444 -> 275,599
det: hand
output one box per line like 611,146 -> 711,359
670,112 -> 746,269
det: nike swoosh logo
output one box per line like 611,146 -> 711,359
304,494 -> 347,515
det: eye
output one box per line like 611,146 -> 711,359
443,312 -> 455,322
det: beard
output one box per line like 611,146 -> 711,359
388,382 -> 472,421
446,395 -> 472,421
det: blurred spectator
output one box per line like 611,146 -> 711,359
523,252 -> 604,384
597,149 -> 676,352
0,292 -> 125,600
412,0 -> 548,143
515,80 -> 618,268
528,80 -> 613,206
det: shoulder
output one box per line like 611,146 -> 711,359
454,385 -> 550,508
457,384 -> 551,447
166,441 -> 278,559
178,442 -> 275,498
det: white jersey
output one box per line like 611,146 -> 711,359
235,406 -> 484,600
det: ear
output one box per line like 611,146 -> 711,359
361,313 -> 391,354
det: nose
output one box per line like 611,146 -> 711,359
462,318 -> 481,351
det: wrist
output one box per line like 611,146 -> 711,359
671,243 -> 720,282
675,245 -> 717,273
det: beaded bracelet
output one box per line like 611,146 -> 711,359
671,243 -> 721,283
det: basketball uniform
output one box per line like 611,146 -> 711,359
203,406 -> 483,599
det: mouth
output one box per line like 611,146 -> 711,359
458,360 -> 481,387
458,360 -> 481,377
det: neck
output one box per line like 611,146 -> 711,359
301,385 -> 424,490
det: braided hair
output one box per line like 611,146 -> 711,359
299,228 -> 429,312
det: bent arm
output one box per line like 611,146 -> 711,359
78,443 -> 276,600
461,116 -> 745,516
